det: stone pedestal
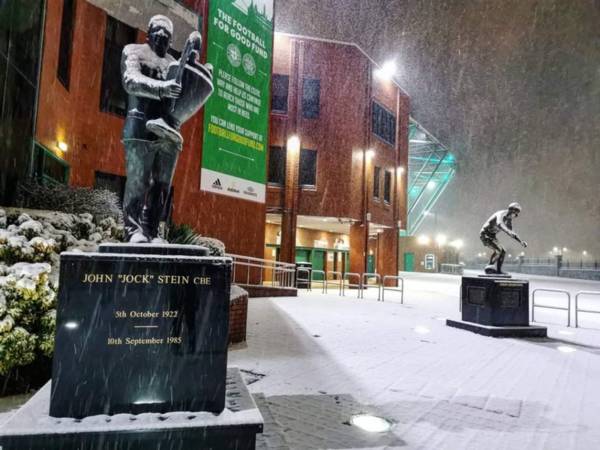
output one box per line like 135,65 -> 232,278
447,275 -> 547,337
0,368 -> 262,450
50,243 -> 231,417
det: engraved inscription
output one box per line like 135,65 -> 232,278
467,286 -> 486,306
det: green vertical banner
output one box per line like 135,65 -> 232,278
201,0 -> 274,203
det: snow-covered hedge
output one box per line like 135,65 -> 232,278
0,208 -> 123,376
0,263 -> 55,375
16,181 -> 122,222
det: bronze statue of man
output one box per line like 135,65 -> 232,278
120,15 -> 213,243
480,202 -> 528,274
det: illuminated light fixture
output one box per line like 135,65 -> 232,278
520,251 -> 525,256
557,345 -> 576,353
435,234 -> 447,247
449,239 -> 464,250
562,247 -> 568,252
417,234 -> 430,246
64,321 -> 78,330
366,149 -> 375,160
582,250 -> 588,256
374,60 -> 397,81
287,135 -> 300,154
57,141 -> 68,152
427,180 -> 437,190
397,166 -> 405,174
350,414 -> 392,433
553,246 -> 559,252
413,326 -> 430,334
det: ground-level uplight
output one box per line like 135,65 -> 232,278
557,345 -> 576,353
350,414 -> 392,433
413,325 -> 430,334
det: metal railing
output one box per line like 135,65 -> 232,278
311,270 -> 326,293
575,291 -> 600,328
440,263 -> 464,275
531,288 -> 571,327
360,273 -> 381,301
228,253 -> 296,288
326,271 -> 343,295
296,267 -> 311,290
342,272 -> 362,298
382,275 -> 404,303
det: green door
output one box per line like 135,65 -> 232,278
404,252 -> 415,272
312,250 -> 326,280
295,249 -> 310,263
367,255 -> 375,273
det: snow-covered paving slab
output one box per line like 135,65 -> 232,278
230,272 -> 600,449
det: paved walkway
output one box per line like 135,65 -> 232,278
230,272 -> 600,449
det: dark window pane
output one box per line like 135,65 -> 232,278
372,101 -> 396,146
373,166 -> 380,199
9,0 -> 44,83
299,149 -> 317,186
94,171 -> 126,204
100,16 -> 136,116
57,0 -> 75,89
384,170 -> 392,203
32,143 -> 70,184
268,146 -> 286,185
271,74 -> 289,113
302,77 -> 320,119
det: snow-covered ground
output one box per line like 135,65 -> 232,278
230,271 -> 600,449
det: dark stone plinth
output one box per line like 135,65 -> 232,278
0,368 -> 263,450
99,242 -> 209,256
50,246 -> 232,418
460,275 -> 529,326
446,319 -> 547,337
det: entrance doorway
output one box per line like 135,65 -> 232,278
403,252 -> 415,272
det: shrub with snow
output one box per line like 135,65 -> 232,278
0,262 -> 56,375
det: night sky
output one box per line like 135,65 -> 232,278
275,0 -> 600,259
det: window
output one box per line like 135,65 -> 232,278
383,170 -> 392,203
268,146 -> 286,185
299,149 -> 317,186
302,78 -> 320,118
100,16 -> 137,116
372,101 -> 396,146
373,166 -> 381,199
32,143 -> 70,184
57,0 -> 76,89
95,171 -> 127,203
271,74 -> 289,113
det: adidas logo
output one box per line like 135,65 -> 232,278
212,178 -> 223,189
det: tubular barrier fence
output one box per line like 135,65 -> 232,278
342,272 -> 362,298
228,253 -> 296,288
575,291 -> 600,328
296,267 -> 311,291
532,288 -> 571,327
326,271 -> 343,295
382,275 -> 404,303
360,273 -> 382,301
311,270 -> 327,293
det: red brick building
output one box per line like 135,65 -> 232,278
264,33 -> 409,278
32,1 -> 409,278
34,0 -> 264,259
